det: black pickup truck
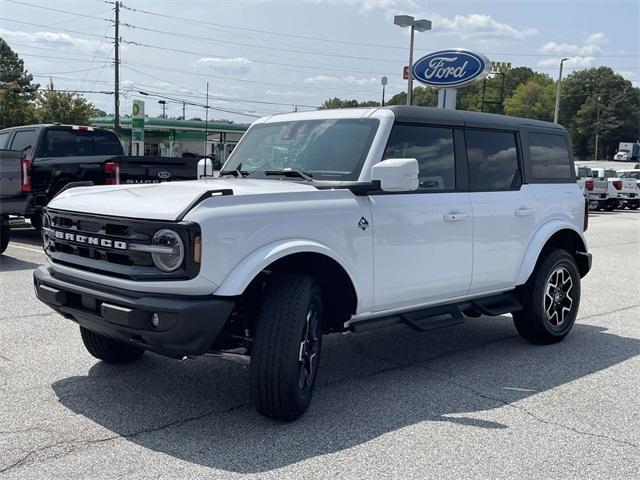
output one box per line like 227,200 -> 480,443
0,124 -> 199,254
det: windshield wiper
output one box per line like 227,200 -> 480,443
220,168 -> 249,178
264,168 -> 314,181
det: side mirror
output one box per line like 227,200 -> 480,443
371,158 -> 419,192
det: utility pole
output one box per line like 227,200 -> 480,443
594,95 -> 601,161
114,1 -> 120,134
204,82 -> 209,157
182,102 -> 186,120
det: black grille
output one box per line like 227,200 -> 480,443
43,208 -> 200,280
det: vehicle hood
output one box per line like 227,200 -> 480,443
48,178 -> 318,221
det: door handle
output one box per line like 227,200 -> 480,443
443,212 -> 470,222
515,207 -> 535,217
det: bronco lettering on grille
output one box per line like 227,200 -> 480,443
53,230 -> 127,250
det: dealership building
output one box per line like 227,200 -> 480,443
90,117 -> 248,162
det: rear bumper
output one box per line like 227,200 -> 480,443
33,266 -> 235,358
0,194 -> 35,216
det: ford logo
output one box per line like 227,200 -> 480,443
157,171 -> 171,179
412,49 -> 491,88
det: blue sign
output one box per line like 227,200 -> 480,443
412,49 -> 491,88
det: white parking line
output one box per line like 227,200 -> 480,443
7,244 -> 43,254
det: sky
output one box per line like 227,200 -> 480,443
1,0 -> 638,123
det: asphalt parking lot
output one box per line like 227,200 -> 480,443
0,211 -> 638,479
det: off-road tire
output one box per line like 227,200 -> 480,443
0,217 -> 10,254
250,273 -> 324,421
627,202 -> 639,210
80,327 -> 145,363
29,213 -> 43,231
513,249 -> 581,345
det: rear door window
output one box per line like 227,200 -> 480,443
39,128 -> 123,157
10,129 -> 37,155
0,131 -> 11,149
465,130 -> 520,191
528,132 -> 572,179
383,124 -> 456,191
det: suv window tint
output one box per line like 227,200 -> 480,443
10,130 -> 37,154
0,132 -> 11,149
39,129 -> 123,157
529,132 -> 572,179
383,125 -> 455,191
466,130 -> 519,191
576,166 -> 592,178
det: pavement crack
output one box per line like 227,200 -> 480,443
0,402 -> 251,474
577,304 -> 640,322
419,364 -> 638,449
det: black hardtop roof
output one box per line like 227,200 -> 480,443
383,105 -> 567,132
0,124 -> 114,132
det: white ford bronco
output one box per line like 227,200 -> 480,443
34,106 -> 591,421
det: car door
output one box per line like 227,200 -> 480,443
369,124 -> 473,312
465,128 -> 535,294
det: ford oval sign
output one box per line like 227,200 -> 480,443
412,49 -> 491,88
157,171 -> 171,179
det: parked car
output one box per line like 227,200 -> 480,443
590,167 -> 637,210
0,148 -> 24,254
575,165 -> 607,209
34,107 -> 591,421
0,124 -> 200,248
617,169 -> 640,209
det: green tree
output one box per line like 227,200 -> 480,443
37,80 -> 96,125
0,37 -> 39,128
504,79 -> 556,121
560,67 -> 640,159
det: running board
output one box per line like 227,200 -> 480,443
348,292 -> 521,334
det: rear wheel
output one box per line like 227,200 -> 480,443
1,216 -> 10,255
29,213 -> 43,231
80,327 -> 145,363
513,249 -> 581,344
627,201 -> 639,210
250,273 -> 324,421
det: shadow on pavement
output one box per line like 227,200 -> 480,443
0,254 -> 41,272
8,227 -> 42,247
52,319 -> 640,473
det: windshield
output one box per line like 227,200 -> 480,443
577,167 -> 592,178
38,128 -> 123,157
604,169 -> 617,178
619,171 -> 640,179
222,118 -> 379,181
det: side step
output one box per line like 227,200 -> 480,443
349,291 -> 521,334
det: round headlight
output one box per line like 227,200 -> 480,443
151,229 -> 184,272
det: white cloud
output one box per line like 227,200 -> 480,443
305,0 -> 419,14
435,14 -> 538,40
539,32 -> 608,56
536,33 -> 608,69
304,75 -> 378,85
194,57 -> 252,75
265,89 -> 317,98
0,28 -> 111,54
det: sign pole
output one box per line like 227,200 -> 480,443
437,89 -> 457,109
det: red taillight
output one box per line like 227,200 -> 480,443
585,180 -> 594,191
612,180 -> 622,190
104,161 -> 120,185
21,157 -> 31,192
584,198 -> 589,232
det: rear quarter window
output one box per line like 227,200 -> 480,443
39,128 -> 123,157
528,132 -> 572,180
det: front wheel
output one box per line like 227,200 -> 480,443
80,327 -> 145,363
513,249 -> 581,344
250,273 -> 324,421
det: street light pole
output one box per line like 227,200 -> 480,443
594,95 -> 601,161
407,25 -> 415,105
394,15 -> 431,106
158,100 -> 166,119
554,57 -> 570,124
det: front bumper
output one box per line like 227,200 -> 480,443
33,266 -> 235,358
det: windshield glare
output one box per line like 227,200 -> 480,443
223,118 -> 379,181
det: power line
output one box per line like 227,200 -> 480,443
2,0 -> 112,23
119,3 -> 639,59
0,17 -> 110,39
